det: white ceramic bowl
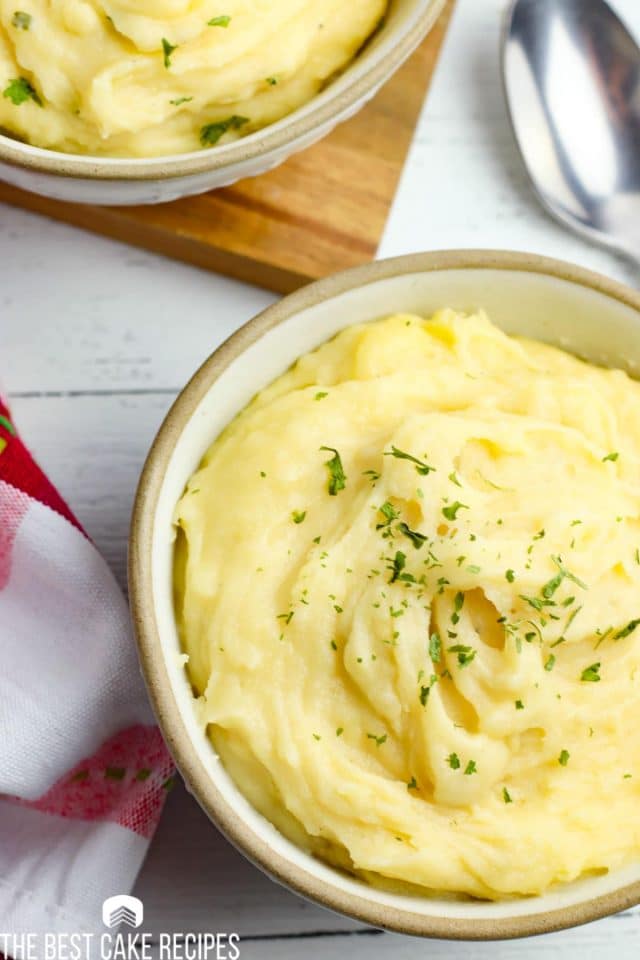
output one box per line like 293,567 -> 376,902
130,251 -> 640,939
0,0 -> 445,206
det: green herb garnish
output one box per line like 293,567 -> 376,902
551,555 -> 588,590
541,571 -> 564,599
208,14 -> 231,26
200,114 -> 249,146
12,10 -> 31,28
442,501 -> 469,522
581,662 -> 601,682
367,733 -> 387,747
614,619 -> 640,640
448,644 -> 476,667
397,521 -> 427,548
450,590 -> 465,624
388,551 -> 415,584
384,446 -> 435,476
519,594 -> 554,612
319,446 -> 346,495
3,76 -> 40,105
377,501 -> 399,528
162,37 -> 177,68
429,632 -> 442,663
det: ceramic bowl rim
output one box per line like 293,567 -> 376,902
0,0 -> 446,182
129,250 -> 640,940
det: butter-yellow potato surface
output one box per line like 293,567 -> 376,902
175,312 -> 640,899
0,0 -> 385,156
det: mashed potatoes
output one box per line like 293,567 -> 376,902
0,0 -> 385,156
175,311 -> 640,899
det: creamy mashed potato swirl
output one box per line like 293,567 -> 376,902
0,0 -> 385,156
175,312 -> 640,899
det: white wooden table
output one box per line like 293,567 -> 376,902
3,0 -> 640,955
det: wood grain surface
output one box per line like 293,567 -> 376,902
0,1 -> 454,294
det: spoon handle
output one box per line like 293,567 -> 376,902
619,239 -> 640,271
563,219 -> 640,273
608,231 -> 640,272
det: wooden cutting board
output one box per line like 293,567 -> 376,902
0,2 -> 454,293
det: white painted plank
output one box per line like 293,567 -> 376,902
236,910 -> 640,960
6,392 -> 173,585
1,206 -> 275,396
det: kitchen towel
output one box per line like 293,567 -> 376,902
0,398 -> 173,942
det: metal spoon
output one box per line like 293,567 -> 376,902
502,0 -> 640,265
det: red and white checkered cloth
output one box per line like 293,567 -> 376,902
0,399 -> 173,937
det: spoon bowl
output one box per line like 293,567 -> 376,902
503,0 -> 640,264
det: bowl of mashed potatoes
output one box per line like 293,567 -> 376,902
130,250 -> 640,939
0,0 -> 445,204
